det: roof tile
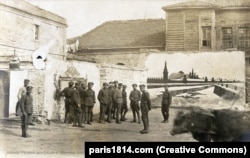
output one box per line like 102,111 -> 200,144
68,19 -> 165,49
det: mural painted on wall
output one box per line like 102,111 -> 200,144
145,51 -> 245,109
64,63 -> 80,77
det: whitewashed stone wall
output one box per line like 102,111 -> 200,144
44,57 -> 100,121
99,63 -> 147,103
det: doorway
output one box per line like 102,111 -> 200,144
0,70 -> 9,118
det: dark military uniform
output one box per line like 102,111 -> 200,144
129,88 -> 141,123
72,85 -> 83,127
107,85 -> 114,122
121,86 -> 128,121
84,87 -> 95,124
113,87 -> 123,124
98,87 -> 109,123
161,91 -> 172,122
61,86 -> 74,123
79,86 -> 86,124
20,86 -> 33,138
140,89 -> 151,134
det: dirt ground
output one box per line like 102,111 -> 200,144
0,107 -> 195,158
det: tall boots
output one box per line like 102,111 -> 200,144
21,125 -> 30,138
86,112 -> 91,125
138,112 -> 141,124
21,125 -> 25,137
140,116 -> 149,134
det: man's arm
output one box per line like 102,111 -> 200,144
93,91 -> 96,104
129,91 -> 133,100
138,90 -> 142,102
169,92 -> 172,105
146,92 -> 151,110
20,95 -> 26,115
97,90 -> 102,102
17,87 -> 24,100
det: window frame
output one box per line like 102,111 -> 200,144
34,24 -> 39,40
238,27 -> 250,50
201,26 -> 212,48
221,27 -> 233,49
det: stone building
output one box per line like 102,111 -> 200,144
162,0 -> 250,102
0,0 -> 101,120
66,19 -> 162,93
0,0 -> 67,118
67,19 -> 166,68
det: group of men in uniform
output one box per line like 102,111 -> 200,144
60,81 -> 95,127
98,81 -> 128,124
97,81 -> 152,134
60,80 -> 153,134
16,78 -> 172,137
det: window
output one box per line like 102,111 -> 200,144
221,28 -> 233,49
238,27 -> 250,49
202,26 -> 211,48
34,24 -> 39,40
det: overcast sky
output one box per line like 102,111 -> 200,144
25,0 -> 245,80
26,0 -> 183,38
145,51 -> 245,81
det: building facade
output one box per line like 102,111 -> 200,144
162,0 -> 250,102
0,0 -> 67,118
66,19 -> 166,68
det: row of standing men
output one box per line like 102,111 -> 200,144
60,81 -> 152,134
16,79 -> 171,137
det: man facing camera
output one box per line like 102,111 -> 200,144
20,86 -> 33,138
139,85 -> 151,134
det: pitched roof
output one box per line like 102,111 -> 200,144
162,0 -> 250,10
216,0 -> 250,7
0,0 -> 67,25
162,1 -> 220,10
68,19 -> 166,50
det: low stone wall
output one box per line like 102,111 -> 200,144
213,85 -> 241,100
170,85 -> 213,97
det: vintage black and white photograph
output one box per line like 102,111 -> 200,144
0,0 -> 250,157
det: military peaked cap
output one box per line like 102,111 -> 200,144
139,84 -> 145,88
103,82 -> 108,86
88,82 -> 94,85
132,84 -> 137,87
75,82 -> 80,86
26,86 -> 33,90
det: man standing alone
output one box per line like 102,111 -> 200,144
161,86 -> 172,123
20,86 -> 33,138
139,85 -> 151,134
16,79 -> 29,117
